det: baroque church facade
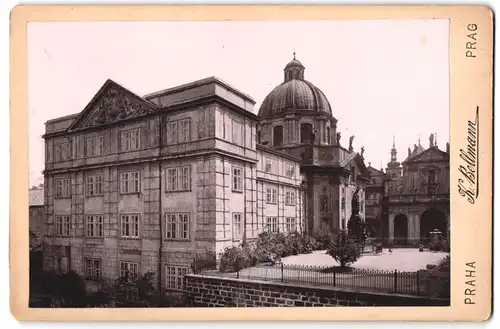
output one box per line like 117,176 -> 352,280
41,56 -> 369,291
365,135 -> 450,247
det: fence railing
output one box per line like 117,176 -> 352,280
198,264 -> 422,295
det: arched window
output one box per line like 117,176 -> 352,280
392,173 -> 397,179
273,125 -> 284,147
325,126 -> 331,144
300,123 -> 313,144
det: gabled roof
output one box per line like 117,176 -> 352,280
403,144 -> 426,162
404,146 -> 449,163
66,79 -> 159,132
340,152 -> 370,177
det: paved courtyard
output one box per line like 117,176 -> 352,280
280,248 -> 449,271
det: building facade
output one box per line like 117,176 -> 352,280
381,135 -> 450,246
29,184 -> 45,246
41,56 -> 368,291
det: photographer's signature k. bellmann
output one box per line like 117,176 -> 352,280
458,106 -> 479,204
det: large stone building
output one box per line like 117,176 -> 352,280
41,56 -> 368,291
365,135 -> 450,247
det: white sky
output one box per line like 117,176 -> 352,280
28,20 -> 449,186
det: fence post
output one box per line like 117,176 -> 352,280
394,270 -> 398,293
416,271 -> 420,296
281,263 -> 284,283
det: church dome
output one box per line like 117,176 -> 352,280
258,55 -> 332,118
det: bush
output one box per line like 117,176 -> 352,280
312,230 -> 335,250
326,230 -> 361,267
191,250 -> 217,274
219,246 -> 251,272
301,235 -> 318,253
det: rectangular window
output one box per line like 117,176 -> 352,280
232,166 -> 243,192
266,217 -> 278,233
232,213 -> 242,240
55,178 -> 70,198
285,164 -> 295,178
85,175 -> 103,196
286,217 -> 296,233
166,266 -> 189,290
86,215 -> 104,237
55,215 -> 71,236
264,158 -> 276,174
121,128 -> 141,152
165,166 -> 191,192
85,259 -> 102,280
120,171 -> 140,194
86,135 -> 104,157
166,213 -> 190,240
167,121 -> 178,145
178,119 -> 190,143
266,187 -> 278,204
285,190 -> 295,206
120,214 -> 139,238
167,118 -> 191,145
120,261 -> 139,281
54,141 -> 71,162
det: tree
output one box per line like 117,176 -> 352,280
326,230 -> 361,267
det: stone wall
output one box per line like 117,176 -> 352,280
185,274 -> 449,307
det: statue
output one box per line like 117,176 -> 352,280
446,142 -> 450,154
360,146 -> 365,157
429,133 -> 434,147
336,132 -> 341,145
320,195 -> 329,212
349,135 -> 355,152
408,147 -> 411,157
347,187 -> 365,243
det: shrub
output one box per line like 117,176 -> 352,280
288,233 -> 304,255
52,271 -> 88,307
326,230 -> 361,267
301,235 -> 318,254
219,245 -> 251,272
312,230 -> 335,250
191,250 -> 217,274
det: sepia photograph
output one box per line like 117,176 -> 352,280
25,18 -> 453,309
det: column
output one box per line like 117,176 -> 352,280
414,213 -> 420,245
407,213 -> 414,246
388,212 -> 395,245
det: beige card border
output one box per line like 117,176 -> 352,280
9,5 -> 493,322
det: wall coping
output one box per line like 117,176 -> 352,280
185,273 -> 448,302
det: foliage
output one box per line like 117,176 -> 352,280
29,229 -> 43,252
191,250 -> 218,274
219,245 -> 252,272
312,230 -> 335,250
301,234 -> 318,254
326,230 -> 361,267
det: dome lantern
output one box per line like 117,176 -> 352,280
284,52 -> 305,82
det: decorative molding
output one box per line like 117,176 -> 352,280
80,87 -> 156,129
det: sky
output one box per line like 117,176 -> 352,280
28,19 -> 449,186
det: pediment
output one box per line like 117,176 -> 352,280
342,152 -> 370,178
68,80 -> 158,131
408,147 -> 449,163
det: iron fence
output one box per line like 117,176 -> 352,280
199,264 -> 422,295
